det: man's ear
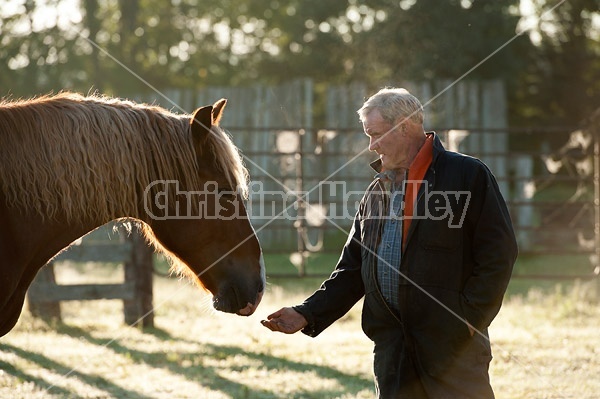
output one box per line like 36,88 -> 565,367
394,118 -> 408,134
190,105 -> 213,151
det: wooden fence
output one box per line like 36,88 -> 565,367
27,224 -> 154,327
134,78 -> 510,254
27,80 -> 599,323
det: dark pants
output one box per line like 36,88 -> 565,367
373,327 -> 428,398
372,326 -> 494,399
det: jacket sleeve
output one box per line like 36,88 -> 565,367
461,159 -> 518,331
293,212 -> 365,337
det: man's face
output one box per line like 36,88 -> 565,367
363,109 -> 408,171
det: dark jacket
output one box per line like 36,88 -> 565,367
294,133 -> 518,398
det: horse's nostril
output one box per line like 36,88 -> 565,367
237,302 -> 255,316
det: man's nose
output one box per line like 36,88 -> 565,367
369,137 -> 379,151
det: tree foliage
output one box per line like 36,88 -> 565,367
0,0 -> 597,126
512,0 -> 599,126
350,0 -> 528,82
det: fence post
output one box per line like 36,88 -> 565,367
123,227 -> 154,327
295,129 -> 307,276
515,156 -> 534,251
27,262 -> 62,322
591,110 -> 600,297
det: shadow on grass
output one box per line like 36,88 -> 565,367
0,358 -> 73,397
0,342 -> 153,399
53,324 -> 373,399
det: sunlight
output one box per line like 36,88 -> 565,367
2,0 -> 81,33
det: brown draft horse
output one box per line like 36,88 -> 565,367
0,92 -> 265,337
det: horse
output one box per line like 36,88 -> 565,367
0,92 -> 265,337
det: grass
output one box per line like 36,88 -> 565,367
1,255 -> 599,399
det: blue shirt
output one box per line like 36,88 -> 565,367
375,170 -> 406,314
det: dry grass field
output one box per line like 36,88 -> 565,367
0,261 -> 599,399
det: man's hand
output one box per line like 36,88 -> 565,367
261,307 -> 308,334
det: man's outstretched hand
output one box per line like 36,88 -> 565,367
261,307 -> 308,334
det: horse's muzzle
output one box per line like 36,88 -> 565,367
213,254 -> 266,316
212,285 -> 264,316
236,290 -> 263,316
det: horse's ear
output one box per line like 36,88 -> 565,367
211,98 -> 227,126
190,105 -> 213,149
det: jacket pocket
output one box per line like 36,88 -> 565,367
418,224 -> 462,252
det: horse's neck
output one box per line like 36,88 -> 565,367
1,204 -> 100,272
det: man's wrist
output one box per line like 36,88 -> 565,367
292,305 -> 315,336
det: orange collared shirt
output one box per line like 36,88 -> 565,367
402,133 -> 434,249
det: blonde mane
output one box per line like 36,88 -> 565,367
0,92 -> 248,223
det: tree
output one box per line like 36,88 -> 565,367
1,0 -> 596,129
347,0 -> 527,83
0,0 -> 85,97
512,0 -> 599,126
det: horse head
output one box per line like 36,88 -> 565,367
146,99 -> 265,316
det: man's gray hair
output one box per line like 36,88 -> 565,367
357,87 -> 424,125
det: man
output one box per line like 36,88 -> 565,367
261,87 -> 518,398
